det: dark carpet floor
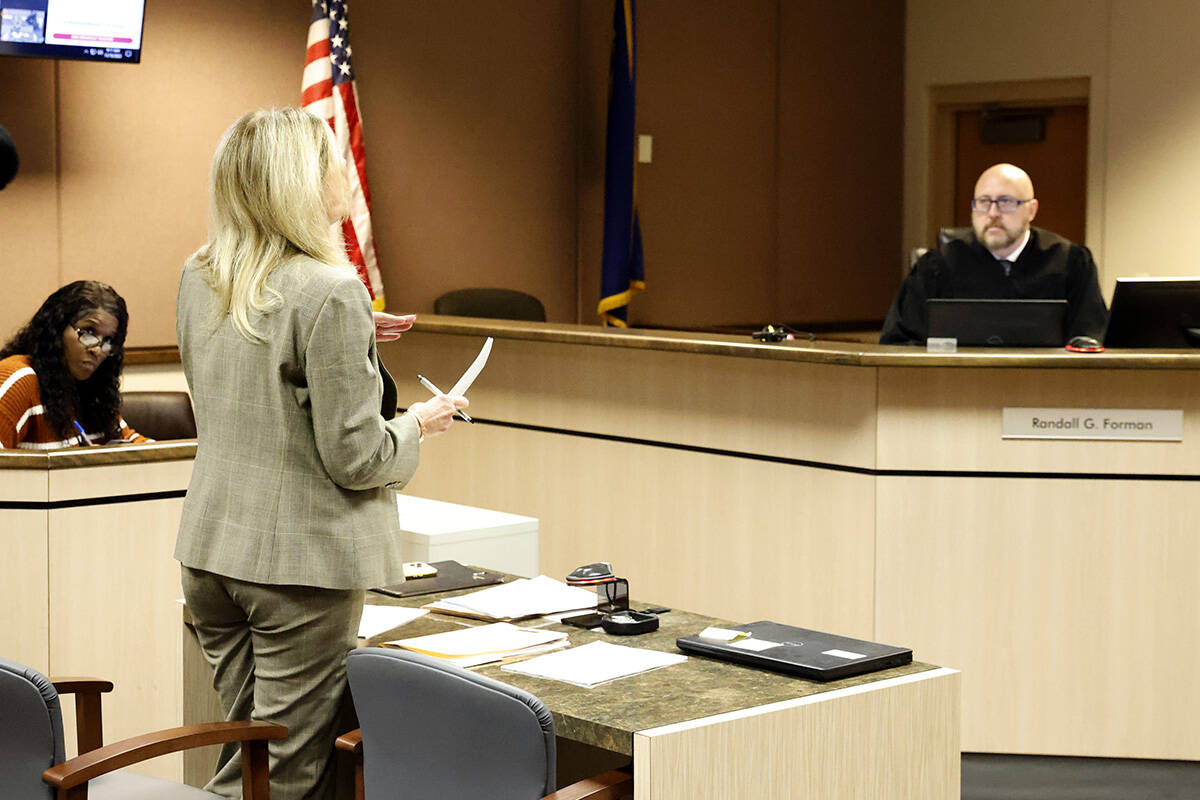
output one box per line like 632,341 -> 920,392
962,754 -> 1200,800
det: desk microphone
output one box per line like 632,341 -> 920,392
752,324 -> 814,343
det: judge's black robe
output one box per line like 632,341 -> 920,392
879,227 -> 1108,345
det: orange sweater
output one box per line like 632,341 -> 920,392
0,354 -> 149,449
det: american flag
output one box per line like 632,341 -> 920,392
302,0 -> 386,310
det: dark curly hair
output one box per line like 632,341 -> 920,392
0,281 -> 128,441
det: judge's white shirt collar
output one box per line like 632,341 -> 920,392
995,228 -> 1031,264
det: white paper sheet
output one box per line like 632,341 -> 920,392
449,336 -> 493,396
423,575 -> 597,621
501,640 -> 687,688
357,605 -> 428,638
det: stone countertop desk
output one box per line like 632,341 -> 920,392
363,582 -> 934,758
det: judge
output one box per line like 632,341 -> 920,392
880,163 -> 1107,345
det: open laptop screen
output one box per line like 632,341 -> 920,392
926,298 -> 1067,347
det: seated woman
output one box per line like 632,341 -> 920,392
0,280 -> 149,448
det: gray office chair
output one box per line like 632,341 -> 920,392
338,648 -> 632,800
433,288 -> 547,322
120,391 -> 197,440
0,656 -> 285,799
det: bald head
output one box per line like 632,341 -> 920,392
975,163 -> 1034,199
971,163 -> 1038,259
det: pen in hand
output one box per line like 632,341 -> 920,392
416,374 -> 473,423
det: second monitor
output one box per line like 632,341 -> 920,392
1104,277 -> 1200,348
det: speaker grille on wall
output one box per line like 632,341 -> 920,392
979,107 -> 1050,145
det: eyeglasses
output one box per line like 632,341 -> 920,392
971,196 -> 1034,214
73,326 -> 117,355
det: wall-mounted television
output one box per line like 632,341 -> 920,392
0,0 -> 145,64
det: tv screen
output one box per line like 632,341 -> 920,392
1103,277 -> 1200,348
0,0 -> 145,64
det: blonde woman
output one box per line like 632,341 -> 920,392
176,108 -> 466,800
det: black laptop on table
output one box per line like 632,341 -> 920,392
926,298 -> 1067,346
676,621 -> 912,682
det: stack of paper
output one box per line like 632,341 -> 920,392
423,575 -> 597,621
357,605 -> 429,638
385,622 -> 569,668
501,641 -> 687,688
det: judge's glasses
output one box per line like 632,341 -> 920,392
971,196 -> 1034,214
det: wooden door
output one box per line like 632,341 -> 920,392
952,104 -> 1088,244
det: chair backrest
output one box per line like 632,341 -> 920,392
0,657 -> 63,800
346,647 -> 556,800
120,391 -> 197,439
938,226 -> 973,248
433,288 -> 547,322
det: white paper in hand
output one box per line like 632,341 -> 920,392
449,337 -> 492,397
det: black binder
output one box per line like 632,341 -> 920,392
676,621 -> 912,681
371,560 -> 505,599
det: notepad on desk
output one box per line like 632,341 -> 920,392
422,575 -> 597,622
384,622 -> 569,668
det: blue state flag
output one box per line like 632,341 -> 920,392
598,0 -> 645,327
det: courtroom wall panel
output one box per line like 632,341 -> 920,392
54,0 -> 310,347
575,0 -> 780,329
0,504 -> 50,672
386,330 -> 878,469
350,0 -> 580,320
402,420 -> 877,639
382,327 -> 881,636
1,448 -> 196,781
876,476 -> 1200,759
0,58 -> 60,339
3,1 -> 907,347
775,0 -> 904,326
877,366 -> 1200,474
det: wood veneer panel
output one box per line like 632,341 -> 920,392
633,668 -> 959,799
877,477 -> 1200,758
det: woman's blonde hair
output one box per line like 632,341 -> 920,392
193,108 -> 350,342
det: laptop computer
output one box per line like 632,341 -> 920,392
926,298 -> 1067,346
676,621 -> 912,681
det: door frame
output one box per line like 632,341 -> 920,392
928,77 -> 1090,247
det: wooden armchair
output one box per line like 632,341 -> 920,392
0,658 -> 285,799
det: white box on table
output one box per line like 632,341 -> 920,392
394,494 -> 539,578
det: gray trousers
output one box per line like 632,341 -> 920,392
182,566 -> 364,800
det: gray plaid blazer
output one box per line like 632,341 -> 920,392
175,255 -> 419,589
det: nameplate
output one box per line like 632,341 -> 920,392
1002,408 -> 1183,441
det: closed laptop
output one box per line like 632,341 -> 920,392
676,621 -> 912,681
926,298 -> 1067,346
